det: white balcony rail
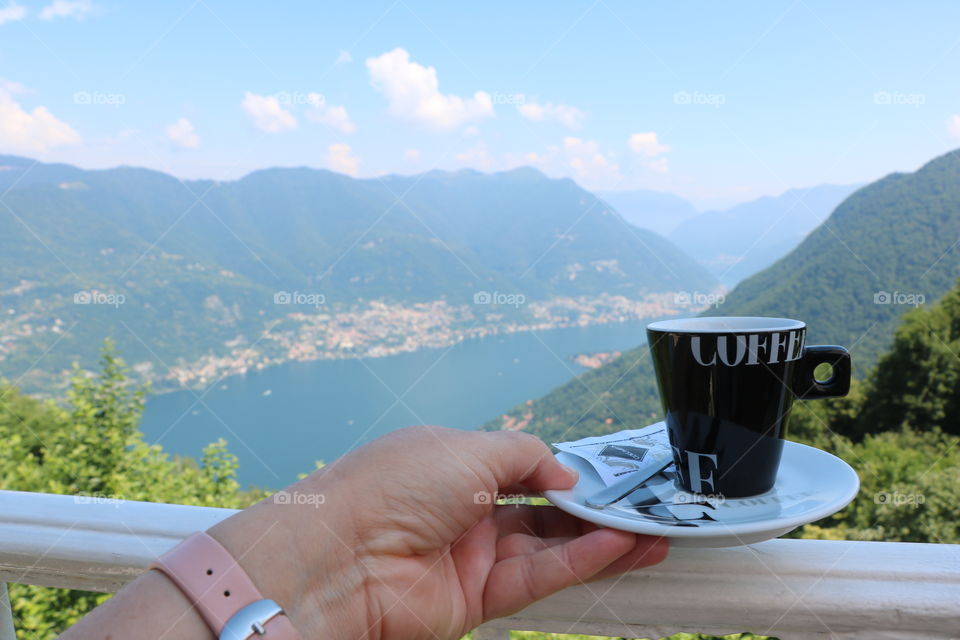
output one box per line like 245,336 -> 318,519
0,490 -> 958,639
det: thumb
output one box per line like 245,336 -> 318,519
469,431 -> 578,492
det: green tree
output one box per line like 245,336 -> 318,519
855,281 -> 960,439
0,342 -> 263,639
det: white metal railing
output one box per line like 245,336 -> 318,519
1,490 -> 959,639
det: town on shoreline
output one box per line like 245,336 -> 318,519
152,291 -> 719,393
1,289 -> 725,396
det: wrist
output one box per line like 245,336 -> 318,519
207,473 -> 370,639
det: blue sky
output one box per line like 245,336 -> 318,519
3,0 -> 960,207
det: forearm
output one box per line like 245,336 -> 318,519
62,471 -> 367,640
61,570 -> 214,639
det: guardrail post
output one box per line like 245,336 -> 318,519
0,583 -> 15,640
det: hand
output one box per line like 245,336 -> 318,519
211,426 -> 668,640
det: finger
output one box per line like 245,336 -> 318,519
469,431 -> 578,492
449,516 -> 499,617
496,533 -> 578,560
590,534 -> 669,581
493,504 -> 595,538
482,527 -> 638,620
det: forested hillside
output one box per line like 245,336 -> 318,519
488,150 -> 960,441
0,156 -> 714,392
713,151 -> 960,363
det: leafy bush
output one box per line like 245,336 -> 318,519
0,342 -> 264,638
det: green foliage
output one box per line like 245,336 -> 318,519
855,282 -> 960,438
0,341 -> 263,639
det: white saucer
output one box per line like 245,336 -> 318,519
543,440 -> 859,548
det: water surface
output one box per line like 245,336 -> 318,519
140,321 -> 651,488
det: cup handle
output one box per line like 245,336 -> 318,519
792,345 -> 851,399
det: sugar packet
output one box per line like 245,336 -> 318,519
553,422 -> 674,487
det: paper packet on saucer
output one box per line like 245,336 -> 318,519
552,422 -> 674,487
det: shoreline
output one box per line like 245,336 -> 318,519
7,291 -> 724,399
145,292 -> 717,396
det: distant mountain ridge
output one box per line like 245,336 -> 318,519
486,149 -> 960,441
0,156 -> 714,392
601,183 -> 860,286
597,189 -> 700,235
669,184 -> 861,286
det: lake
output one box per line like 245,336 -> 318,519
140,320 -> 653,488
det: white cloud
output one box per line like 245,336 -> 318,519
327,143 -> 359,176
644,157 -> 669,174
562,137 -> 620,185
948,115 -> 960,140
527,137 -> 622,190
455,141 -> 494,170
628,132 -> 670,173
628,132 -> 670,157
0,78 -> 28,94
366,48 -> 493,131
518,100 -> 585,129
0,89 -> 80,152
404,148 -> 421,163
336,50 -> 352,65
312,105 -> 356,133
165,117 -> 200,149
0,3 -> 27,25
242,91 -> 297,133
303,93 -> 356,133
39,0 -> 93,20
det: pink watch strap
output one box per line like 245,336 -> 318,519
151,532 -> 301,639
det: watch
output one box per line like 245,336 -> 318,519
150,531 -> 302,640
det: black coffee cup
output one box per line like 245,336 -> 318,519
646,316 -> 850,498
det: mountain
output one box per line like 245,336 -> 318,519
669,184 -> 861,287
0,157 -> 714,392
596,189 -> 699,235
0,155 -> 86,190
486,149 -> 960,441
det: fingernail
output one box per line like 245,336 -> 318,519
562,464 -> 579,483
